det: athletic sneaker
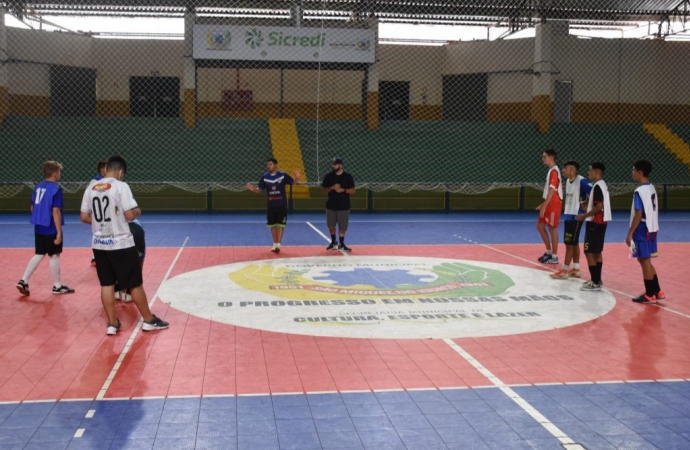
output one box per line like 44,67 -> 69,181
90,258 -> 97,267
326,242 -> 338,251
537,252 -> 550,263
106,319 -> 121,336
656,290 -> 666,300
52,285 -> 75,294
16,280 -> 30,296
544,255 -> 559,264
142,315 -> 169,331
580,280 -> 602,291
632,293 -> 657,304
338,244 -> 352,253
115,291 -> 133,303
271,247 -> 281,253
550,270 -> 569,279
568,269 -> 581,278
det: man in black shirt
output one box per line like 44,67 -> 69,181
321,157 -> 356,252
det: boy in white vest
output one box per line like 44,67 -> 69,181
551,161 -> 592,279
626,160 -> 664,304
536,149 -> 563,264
575,162 -> 612,291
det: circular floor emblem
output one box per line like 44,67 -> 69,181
159,256 -> 616,339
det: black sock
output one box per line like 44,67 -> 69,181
596,262 -> 603,284
588,265 -> 597,282
339,236 -> 345,245
590,265 -> 601,284
653,274 -> 661,293
643,279 -> 656,297
330,234 -> 336,243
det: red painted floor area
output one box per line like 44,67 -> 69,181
0,244 -> 688,402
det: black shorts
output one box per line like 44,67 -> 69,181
130,222 -> 146,263
584,222 -> 607,254
93,247 -> 143,289
266,206 -> 288,228
35,233 -> 62,256
563,220 -> 583,245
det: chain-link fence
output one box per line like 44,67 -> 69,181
1,1 -> 689,208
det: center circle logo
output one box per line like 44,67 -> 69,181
159,256 -> 616,339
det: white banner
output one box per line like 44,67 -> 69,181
193,25 -> 375,63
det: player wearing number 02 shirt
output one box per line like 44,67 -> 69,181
626,159 -> 664,304
80,155 -> 169,336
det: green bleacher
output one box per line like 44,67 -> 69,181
1,117 -> 689,212
297,120 -> 690,185
0,117 -> 271,183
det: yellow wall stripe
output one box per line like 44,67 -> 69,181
643,123 -> 690,172
268,118 -> 310,198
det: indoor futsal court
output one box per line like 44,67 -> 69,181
1,210 -> 689,450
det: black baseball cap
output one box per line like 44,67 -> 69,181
332,157 -> 343,165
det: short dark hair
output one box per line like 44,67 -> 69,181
544,149 -> 557,159
107,155 -> 128,175
97,160 -> 107,171
633,159 -> 652,177
267,157 -> 278,164
563,160 -> 580,171
590,162 -> 606,174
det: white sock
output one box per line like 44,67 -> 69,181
50,255 -> 61,288
573,263 -> 580,269
22,254 -> 45,282
272,243 -> 277,249
562,265 -> 569,271
546,250 -> 552,255
276,243 -> 281,248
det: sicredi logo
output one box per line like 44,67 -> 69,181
159,256 -> 616,339
245,29 -> 326,49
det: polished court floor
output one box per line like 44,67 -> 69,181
1,212 -> 689,450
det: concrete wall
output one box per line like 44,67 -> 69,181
5,26 -> 690,122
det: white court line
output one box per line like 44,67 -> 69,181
443,338 -> 584,449
457,235 -> 690,320
95,237 -> 189,401
306,221 -> 331,242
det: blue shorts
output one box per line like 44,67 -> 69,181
632,233 -> 658,259
562,214 -> 576,222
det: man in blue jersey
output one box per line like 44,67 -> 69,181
16,161 -> 75,296
551,161 -> 591,279
246,157 -> 300,252
626,160 -> 664,304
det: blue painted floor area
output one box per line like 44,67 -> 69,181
1,382 -> 689,449
1,211 -> 689,248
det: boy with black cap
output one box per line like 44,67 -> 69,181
321,157 -> 356,252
